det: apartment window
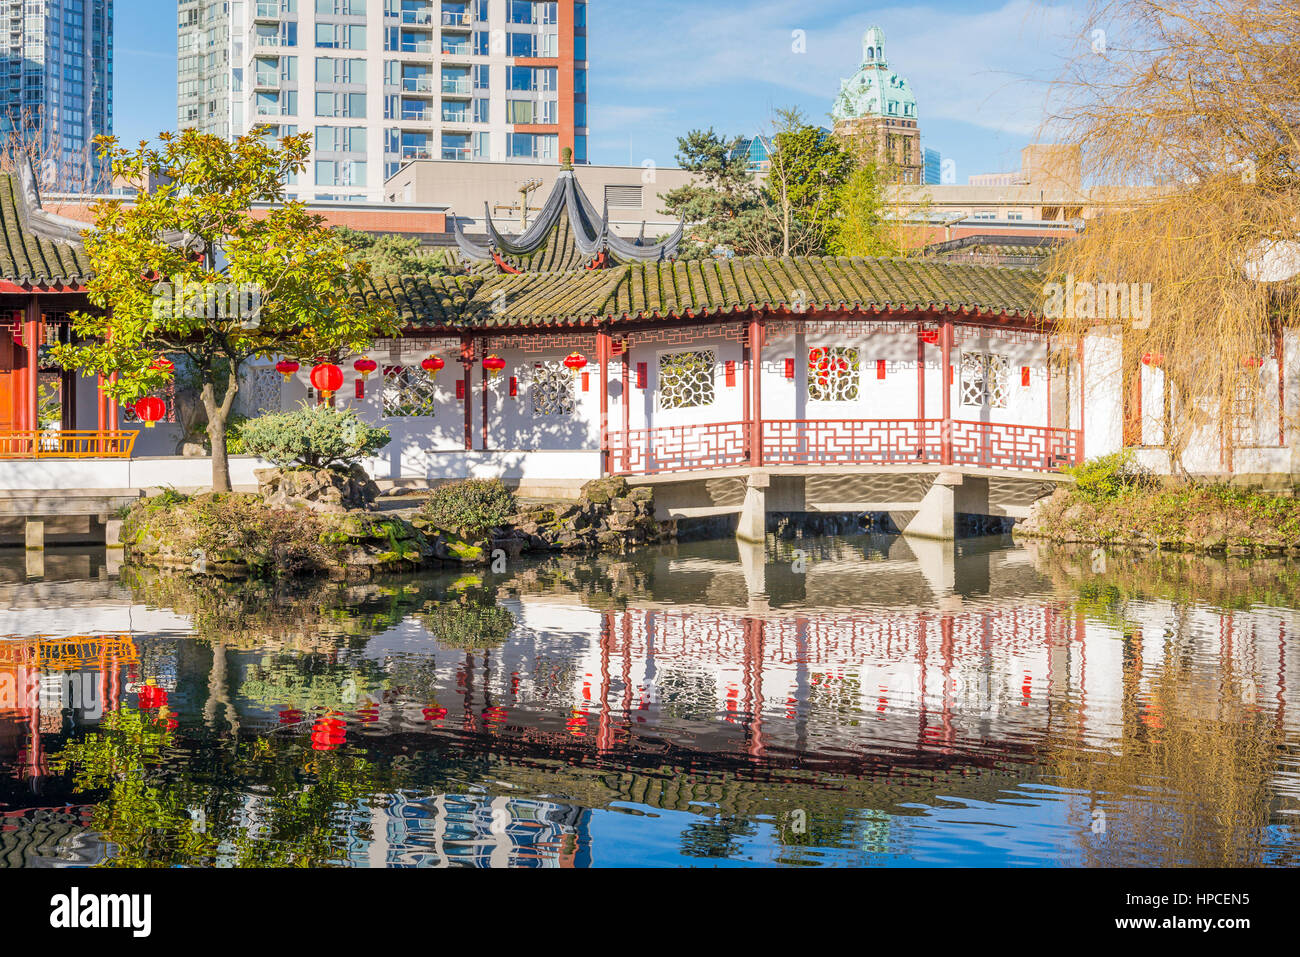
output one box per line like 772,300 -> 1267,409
575,1 -> 586,27
316,0 -> 365,12
507,132 -> 557,159
474,30 -> 491,56
316,23 -> 366,49
473,64 -> 491,89
473,97 -> 490,123
574,100 -> 586,128
316,125 -> 365,152
574,135 -> 587,163
508,66 -> 556,92
473,131 -> 491,158
316,91 -> 367,117
315,56 -> 365,83
575,68 -> 587,94
574,34 -> 586,61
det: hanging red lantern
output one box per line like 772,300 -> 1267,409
310,362 -> 344,398
421,355 -> 446,378
133,396 -> 167,428
276,359 -> 300,381
1141,352 -> 1165,367
353,357 -> 378,379
921,329 -> 940,345
563,351 -> 588,375
1242,356 -> 1264,368
483,354 -> 507,378
151,357 -> 174,376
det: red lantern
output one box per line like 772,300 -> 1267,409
1242,356 -> 1264,368
310,362 -> 344,397
1141,352 -> 1164,367
133,396 -> 167,428
353,357 -> 378,379
151,357 -> 174,376
421,355 -> 446,378
483,354 -> 507,378
563,351 -> 588,375
276,359 -> 300,381
921,329 -> 940,345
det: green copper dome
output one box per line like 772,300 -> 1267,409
832,27 -> 919,123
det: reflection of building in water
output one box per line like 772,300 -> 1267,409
0,634 -> 138,778
339,793 -> 591,868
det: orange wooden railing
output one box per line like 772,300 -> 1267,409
0,430 -> 138,459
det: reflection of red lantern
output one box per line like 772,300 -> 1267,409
138,683 -> 168,709
279,709 -> 304,725
1141,352 -> 1164,367
310,362 -> 344,397
276,359 -> 300,381
422,706 -> 448,722
563,352 -> 588,375
310,714 -> 347,751
483,354 -> 506,378
353,357 -> 378,379
421,355 -> 446,378
133,396 -> 167,428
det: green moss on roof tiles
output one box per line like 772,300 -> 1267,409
360,255 -> 1044,330
0,173 -> 92,285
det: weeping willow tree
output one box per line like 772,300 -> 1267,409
1043,0 -> 1300,473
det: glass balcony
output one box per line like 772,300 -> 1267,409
254,1 -> 282,20
401,144 -> 433,159
442,109 -> 469,123
401,8 -> 434,25
402,75 -> 435,93
441,146 -> 471,160
441,77 -> 471,95
441,11 -> 471,28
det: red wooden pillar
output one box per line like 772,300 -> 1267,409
108,371 -> 119,433
459,334 -> 474,451
916,324 -> 926,458
742,332 -> 752,461
23,300 -> 39,436
748,316 -> 764,467
597,328 -> 610,475
480,349 -> 489,452
621,340 -> 630,473
940,318 -> 953,465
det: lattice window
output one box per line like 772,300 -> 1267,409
382,366 -> 438,417
960,352 -> 1009,409
807,345 -> 860,402
237,366 -> 282,418
658,349 -> 716,411
531,360 -> 575,418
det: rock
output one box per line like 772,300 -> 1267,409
256,465 -> 380,514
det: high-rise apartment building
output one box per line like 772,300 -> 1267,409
178,0 -> 589,203
1,0 -> 114,187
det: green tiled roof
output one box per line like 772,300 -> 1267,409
359,255 -> 1044,330
0,173 -> 92,285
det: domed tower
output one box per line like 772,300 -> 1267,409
832,27 -> 923,184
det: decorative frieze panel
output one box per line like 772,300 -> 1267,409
622,324 -> 745,350
479,332 -> 597,354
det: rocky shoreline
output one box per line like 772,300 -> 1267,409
122,476 -> 674,580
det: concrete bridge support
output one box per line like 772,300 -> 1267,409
736,471 -> 769,544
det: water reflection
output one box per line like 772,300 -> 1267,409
2,537 -> 1300,867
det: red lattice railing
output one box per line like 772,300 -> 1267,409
609,419 -> 1080,475
0,431 -> 138,459
948,420 -> 1081,471
762,419 -> 942,465
609,421 -> 750,475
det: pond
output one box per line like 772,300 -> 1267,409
2,534 -> 1299,867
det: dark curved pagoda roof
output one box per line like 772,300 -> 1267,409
0,164 -> 94,286
454,169 -> 683,273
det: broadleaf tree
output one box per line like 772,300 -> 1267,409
53,128 -> 400,492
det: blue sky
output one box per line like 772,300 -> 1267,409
116,0 -> 1087,180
